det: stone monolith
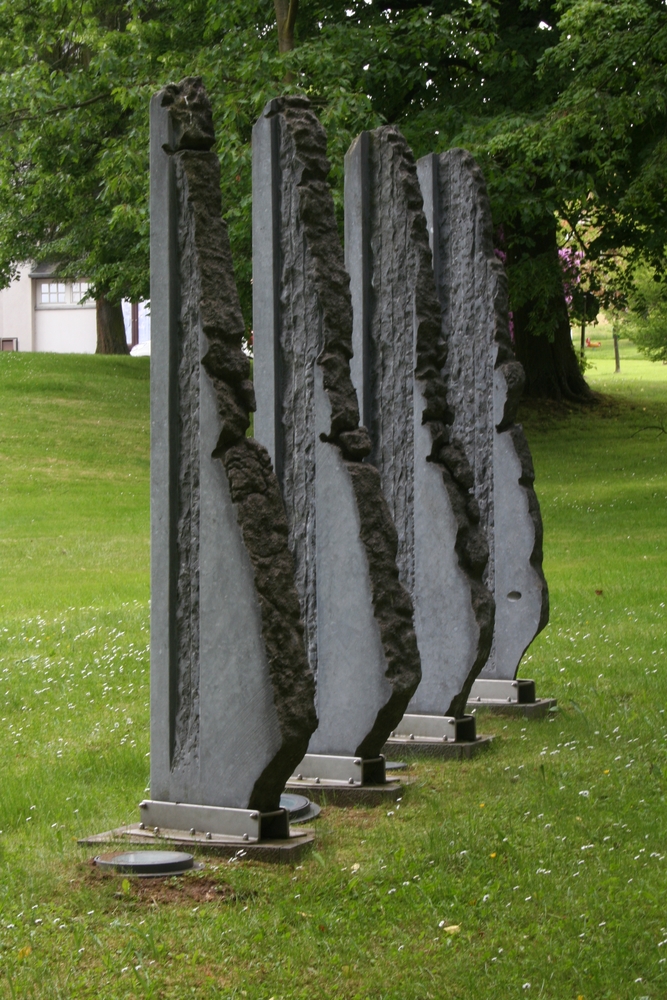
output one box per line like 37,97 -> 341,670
417,148 -> 549,681
345,127 -> 494,719
253,98 -> 421,761
148,78 -> 317,833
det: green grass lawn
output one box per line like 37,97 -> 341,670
0,350 -> 666,1000
0,353 -> 150,614
578,313 -> 667,389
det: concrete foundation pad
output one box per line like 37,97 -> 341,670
382,734 -> 494,760
285,779 -> 403,806
468,698 -> 557,720
79,824 -> 314,864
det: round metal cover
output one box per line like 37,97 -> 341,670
94,851 -> 194,876
280,793 -> 321,824
384,760 -> 408,771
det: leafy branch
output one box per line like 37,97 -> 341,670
0,91 -> 112,133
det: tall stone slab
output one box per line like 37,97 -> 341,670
417,148 -> 549,682
149,78 -> 317,832
345,127 -> 494,719
253,97 -> 421,762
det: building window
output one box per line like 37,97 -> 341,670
72,281 -> 90,303
40,282 -> 66,304
35,278 -> 95,309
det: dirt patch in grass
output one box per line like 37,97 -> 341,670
128,875 -> 236,905
85,865 -> 236,904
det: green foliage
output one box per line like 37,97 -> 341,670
0,0 -> 664,331
543,0 -> 667,272
0,3 -> 149,300
0,3 -> 275,307
615,266 -> 667,362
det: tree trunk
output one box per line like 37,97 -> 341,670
274,0 -> 298,52
96,296 -> 129,355
580,317 -> 585,359
509,227 -> 595,402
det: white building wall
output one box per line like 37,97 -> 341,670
34,303 -> 96,353
0,266 -> 149,353
0,265 -> 34,351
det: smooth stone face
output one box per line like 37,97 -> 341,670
252,99 -> 422,758
251,106 -> 282,481
149,90 -> 178,799
195,353 -> 283,806
345,128 -> 494,719
310,368 -> 391,754
150,80 -> 316,815
150,134 -> 284,808
410,392 -> 478,714
491,372 -> 548,678
417,148 -> 549,681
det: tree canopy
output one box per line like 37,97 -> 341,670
0,0 -> 664,385
615,265 -> 667,362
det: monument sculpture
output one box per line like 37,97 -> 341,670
145,78 -> 318,842
417,149 -> 550,714
344,127 -> 495,750
86,84 -> 554,861
253,98 -> 422,790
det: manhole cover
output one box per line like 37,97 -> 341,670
280,793 -> 321,823
94,850 -> 195,876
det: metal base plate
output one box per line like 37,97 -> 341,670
466,678 -> 556,718
391,713 -> 476,742
468,698 -> 557,719
291,754 -> 386,786
468,677 -> 536,705
382,734 -> 494,760
285,779 -> 403,806
79,825 -> 314,864
137,800 -> 289,842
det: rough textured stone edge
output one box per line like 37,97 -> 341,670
444,147 -> 549,643
163,78 -> 317,811
375,127 -> 495,717
173,253 -> 201,768
268,98 -> 422,757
